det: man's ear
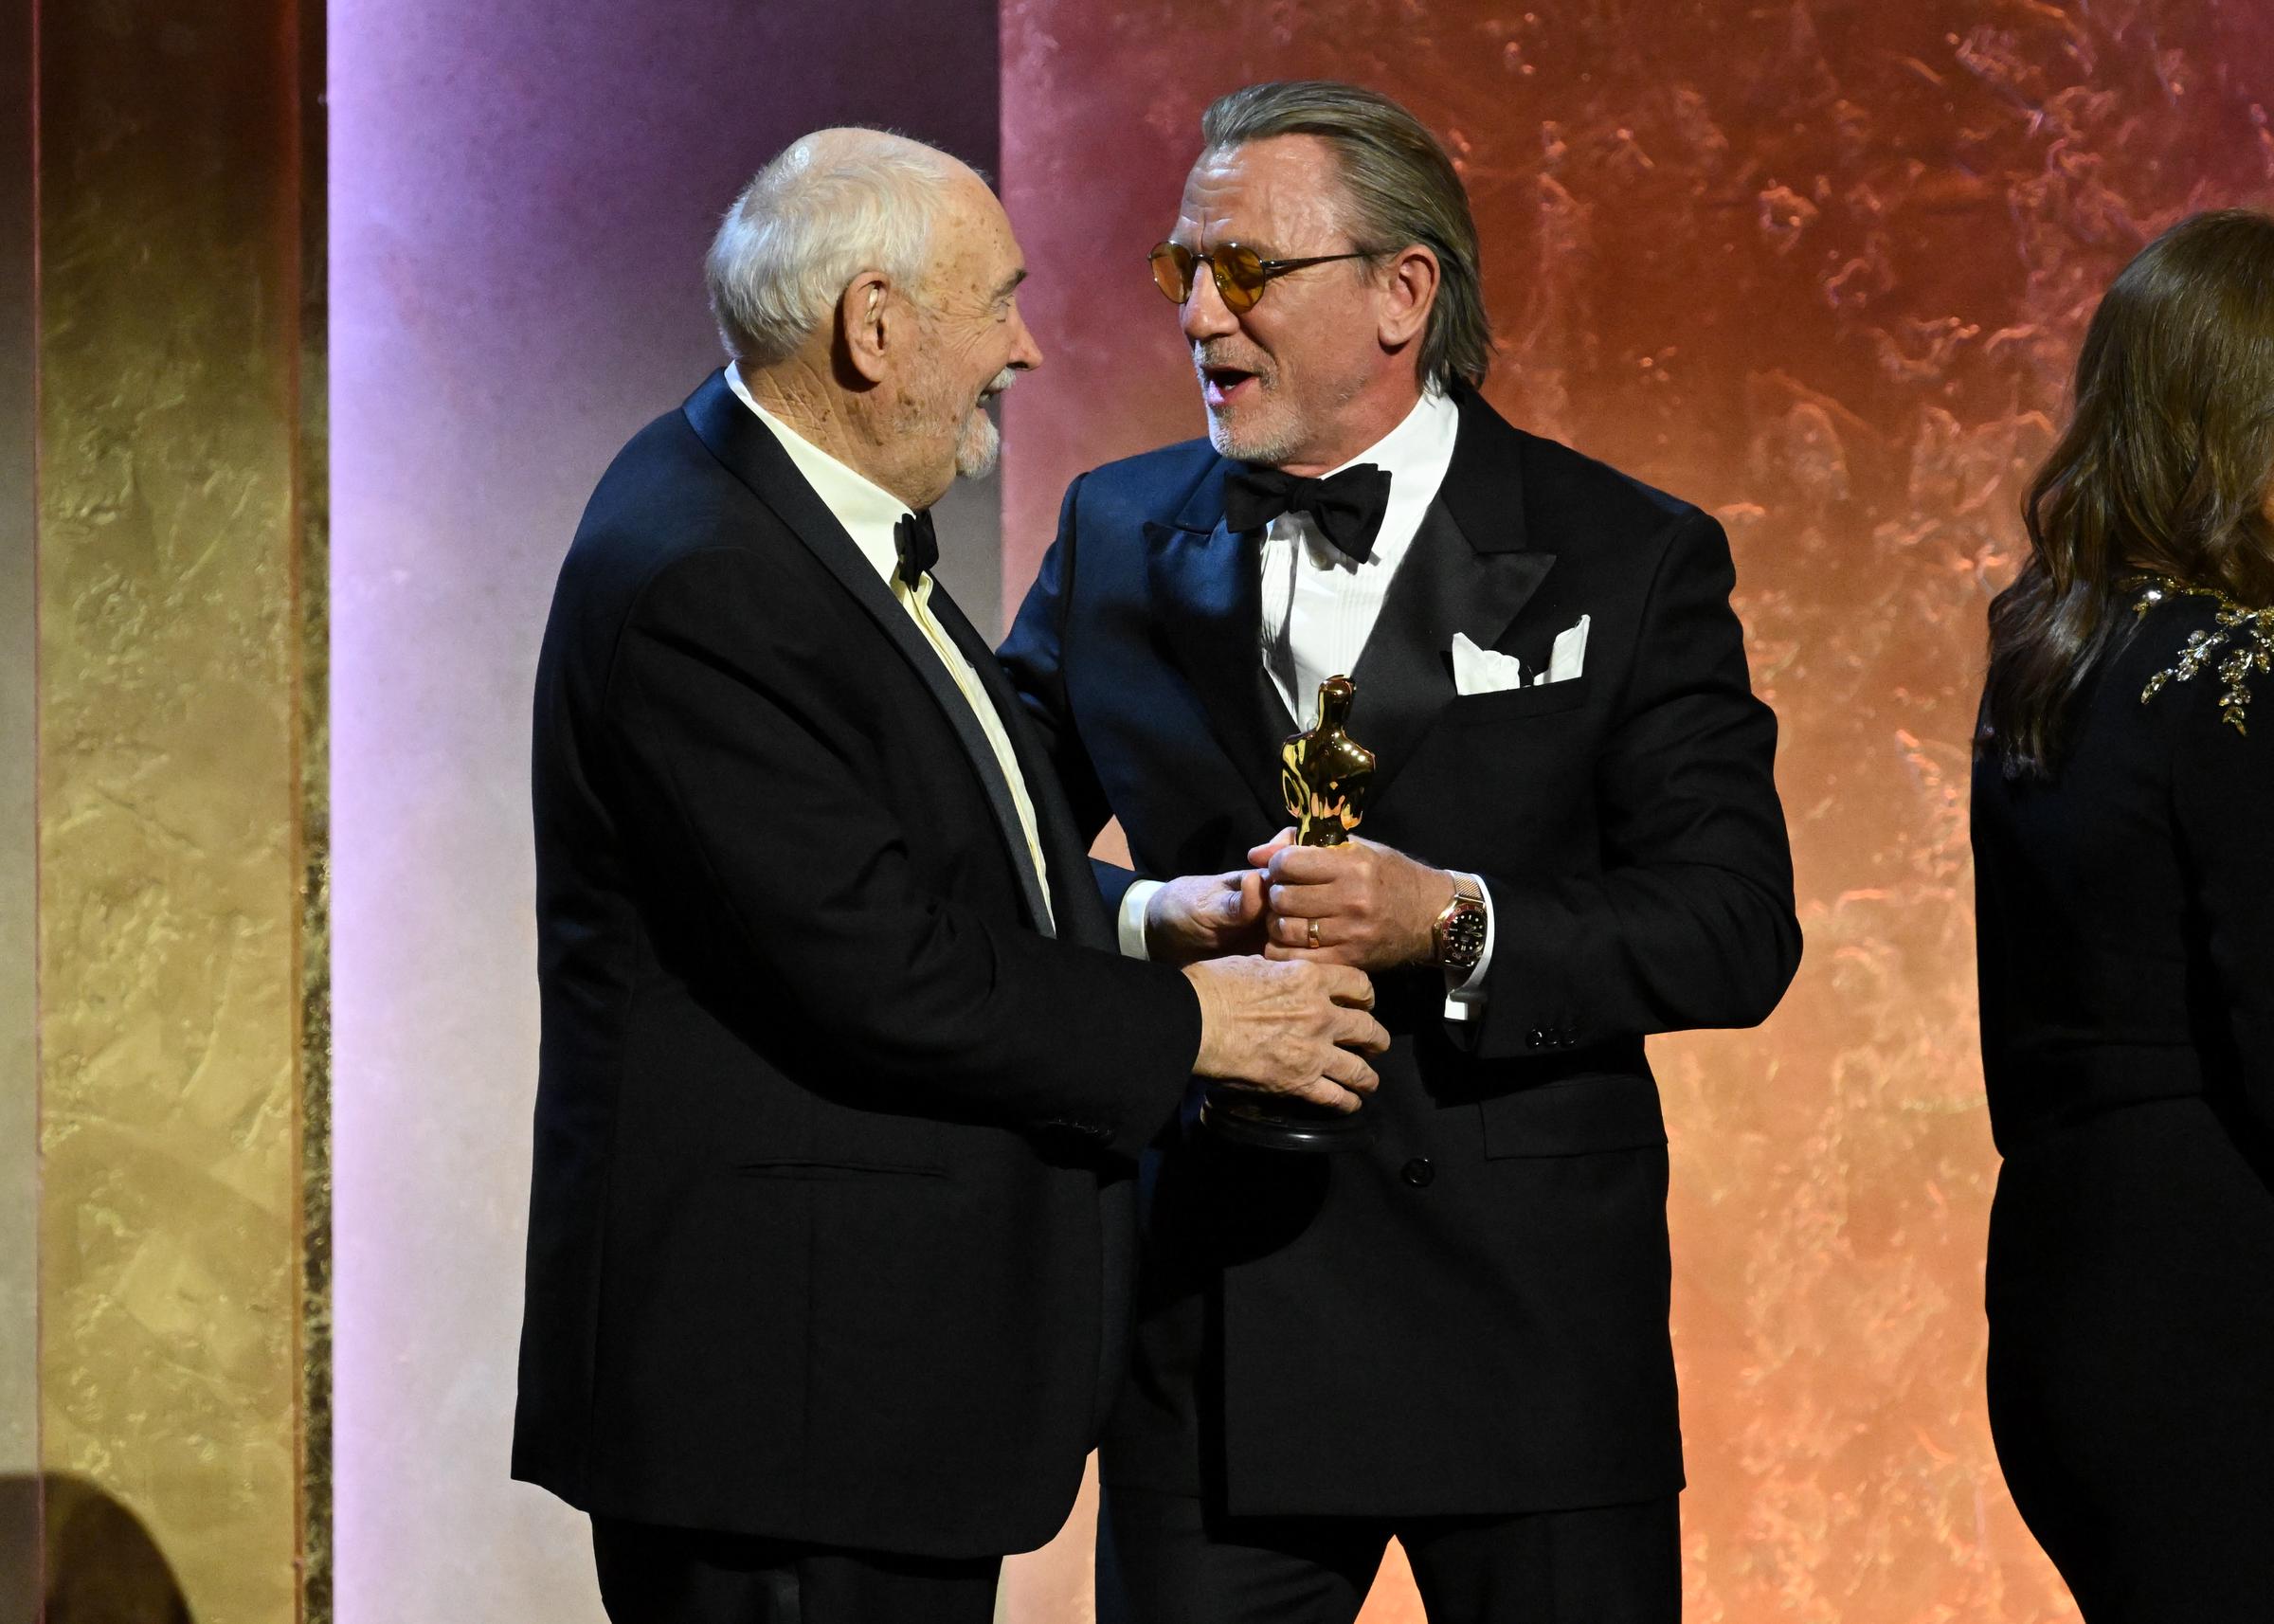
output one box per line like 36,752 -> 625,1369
1377,244 -> 1440,354
838,271 -> 894,385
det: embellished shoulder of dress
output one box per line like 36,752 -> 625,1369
2124,575 -> 2274,735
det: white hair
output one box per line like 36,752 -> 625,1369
704,128 -> 964,368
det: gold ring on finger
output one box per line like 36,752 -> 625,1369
1307,917 -> 1322,950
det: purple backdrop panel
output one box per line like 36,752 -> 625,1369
330,5 -> 996,1618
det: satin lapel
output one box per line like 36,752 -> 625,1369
680,370 -> 1056,938
926,587 -> 1115,952
1346,507 -> 1555,803
1345,388 -> 1556,806
1144,497 -> 1297,835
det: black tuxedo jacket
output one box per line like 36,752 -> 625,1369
512,370 -> 1201,1559
1000,387 -> 1800,1516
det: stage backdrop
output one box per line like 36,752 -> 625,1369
328,2 -> 1003,1619
998,3 -> 2274,1620
328,1 -> 2274,1619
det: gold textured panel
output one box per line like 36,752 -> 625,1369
2,0 -> 38,1615
36,0 -> 321,1619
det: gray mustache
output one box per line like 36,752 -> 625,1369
1194,348 -> 1272,380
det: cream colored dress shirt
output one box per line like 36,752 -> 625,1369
726,365 -> 1052,929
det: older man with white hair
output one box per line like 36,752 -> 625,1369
511,128 -> 1388,1624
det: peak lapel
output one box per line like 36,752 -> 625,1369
680,370 -> 1057,936
1143,457 -> 1295,832
1345,388 -> 1556,806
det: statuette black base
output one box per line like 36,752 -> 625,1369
1200,1087 -> 1375,1152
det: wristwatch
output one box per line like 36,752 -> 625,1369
1431,874 -> 1489,973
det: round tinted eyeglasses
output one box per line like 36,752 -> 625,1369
1147,240 -> 1375,313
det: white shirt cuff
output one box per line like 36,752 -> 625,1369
1118,879 -> 1164,960
1442,872 -> 1495,1022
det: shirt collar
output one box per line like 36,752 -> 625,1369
1326,387 -> 1458,483
725,363 -> 911,587
1288,388 -> 1461,569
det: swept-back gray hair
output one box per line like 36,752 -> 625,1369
1200,81 -> 1493,391
705,128 -> 964,367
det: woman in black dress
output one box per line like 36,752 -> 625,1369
1973,208 -> 2274,1619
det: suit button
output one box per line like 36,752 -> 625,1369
1526,1029 -> 1544,1047
1400,1158 -> 1435,1188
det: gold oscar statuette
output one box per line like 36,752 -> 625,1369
1200,675 -> 1380,1152
1279,675 -> 1375,848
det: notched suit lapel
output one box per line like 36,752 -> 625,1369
680,370 -> 1057,937
1145,488 -> 1297,836
1347,388 -> 1556,806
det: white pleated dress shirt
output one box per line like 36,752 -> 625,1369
726,365 -> 1052,929
1119,389 -> 1497,1019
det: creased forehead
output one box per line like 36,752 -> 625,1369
1177,135 -> 1352,248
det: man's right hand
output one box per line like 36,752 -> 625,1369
1181,956 -> 1388,1112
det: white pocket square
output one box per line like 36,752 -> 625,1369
1545,614 -> 1590,684
1450,632 -> 1525,695
1451,616 -> 1590,695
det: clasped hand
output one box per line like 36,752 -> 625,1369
1252,830 -> 1453,971
1145,829 -> 1454,974
1163,832 -> 1454,1112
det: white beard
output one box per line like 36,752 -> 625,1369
955,403 -> 1002,478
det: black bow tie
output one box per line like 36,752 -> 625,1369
893,510 -> 939,587
1222,463 -> 1394,564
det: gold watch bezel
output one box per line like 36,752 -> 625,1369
1434,876 -> 1488,971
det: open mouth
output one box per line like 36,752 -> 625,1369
1201,364 -> 1259,409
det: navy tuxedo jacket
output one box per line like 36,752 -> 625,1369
1000,387 -> 1801,1515
513,371 -> 1201,1557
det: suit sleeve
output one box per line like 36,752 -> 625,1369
2170,682 -> 2274,1139
1467,511 -> 1801,1058
602,544 -> 1198,1159
1000,474 -> 1120,853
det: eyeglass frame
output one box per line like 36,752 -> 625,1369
1146,239 -> 1382,313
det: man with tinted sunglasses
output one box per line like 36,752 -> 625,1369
1001,81 -> 1801,1624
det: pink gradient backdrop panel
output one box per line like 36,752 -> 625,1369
1000,4 -> 2274,1619
330,3 -> 999,1617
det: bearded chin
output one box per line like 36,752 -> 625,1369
1207,402 -> 1298,466
954,406 -> 1002,479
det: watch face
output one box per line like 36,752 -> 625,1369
1440,904 -> 1487,969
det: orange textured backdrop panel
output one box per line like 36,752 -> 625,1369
999,4 -> 2274,1619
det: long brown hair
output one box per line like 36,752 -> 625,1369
1980,208 -> 2274,778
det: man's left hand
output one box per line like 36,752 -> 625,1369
1143,866 -> 1270,966
1249,830 -> 1455,972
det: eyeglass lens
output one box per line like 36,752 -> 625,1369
1147,243 -> 1266,312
